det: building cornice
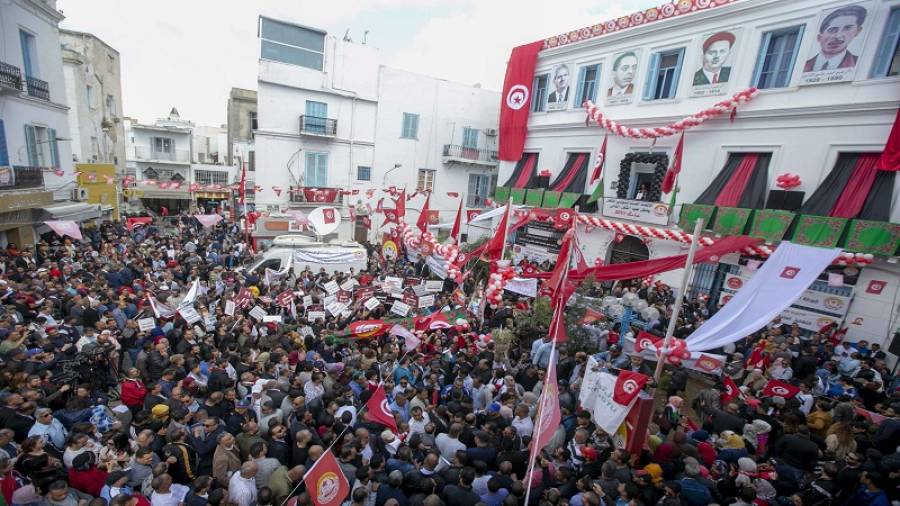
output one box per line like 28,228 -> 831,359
257,79 -> 379,105
17,0 -> 65,24
3,93 -> 69,112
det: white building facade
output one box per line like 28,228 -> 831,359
497,0 -> 900,349
254,16 -> 499,242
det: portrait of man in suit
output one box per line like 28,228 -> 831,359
607,52 -> 638,98
547,64 -> 570,110
693,31 -> 735,86
803,4 -> 867,72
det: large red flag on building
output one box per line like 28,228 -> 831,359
499,41 -> 544,161
364,385 -> 398,433
483,203 -> 512,261
304,450 -> 350,506
416,193 -> 431,233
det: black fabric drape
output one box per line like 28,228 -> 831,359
694,153 -> 744,205
549,154 -> 578,189
859,169 -> 896,221
737,154 -> 771,209
799,154 -> 859,216
501,153 -> 538,188
549,153 -> 589,193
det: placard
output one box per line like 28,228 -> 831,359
384,277 -> 403,291
418,294 -> 435,308
262,315 -> 283,323
425,280 -> 443,292
341,309 -> 353,319
364,297 -> 381,310
178,306 -> 203,324
323,281 -> 340,295
303,295 -> 313,307
404,277 -> 422,287
323,295 -> 336,307
308,311 -> 326,321
337,290 -> 352,303
602,198 -> 670,225
412,284 -> 429,297
224,300 -> 235,316
391,300 -> 411,317
355,287 -> 375,301
138,317 -> 156,332
403,292 -> 418,308
340,279 -> 358,291
204,315 -> 216,331
326,301 -> 347,316
249,306 -> 268,321
390,291 -> 404,300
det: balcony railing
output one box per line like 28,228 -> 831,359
132,146 -> 191,163
0,166 -> 45,190
0,62 -> 23,91
443,144 -> 498,165
25,75 -> 49,101
289,186 -> 344,204
299,115 -> 337,136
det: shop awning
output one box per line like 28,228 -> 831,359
37,202 -> 102,222
140,190 -> 192,200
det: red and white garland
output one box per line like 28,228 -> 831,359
583,87 -> 759,139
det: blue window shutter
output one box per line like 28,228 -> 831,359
783,25 -> 805,87
589,64 -> 601,102
752,32 -> 772,87
670,48 -> 685,98
574,66 -> 587,107
871,9 -> 900,77
0,120 -> 8,167
644,53 -> 661,100
48,128 -> 60,167
24,125 -> 38,166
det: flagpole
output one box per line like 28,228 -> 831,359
279,425 -> 352,506
499,202 -> 512,261
652,218 -> 703,385
522,338 -> 557,506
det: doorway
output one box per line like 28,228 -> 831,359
607,235 -> 650,264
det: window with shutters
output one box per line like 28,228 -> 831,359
357,166 -> 371,181
417,169 -> 435,192
24,125 -> 55,167
401,113 -> 419,139
752,26 -> 804,89
532,74 -> 548,112
462,127 -> 479,149
871,8 -> 900,78
0,120 -> 8,167
644,49 -> 685,100
467,173 -> 491,207
575,64 -> 602,105
305,152 -> 328,187
152,137 -> 174,154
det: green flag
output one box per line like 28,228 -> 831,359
587,179 -> 604,203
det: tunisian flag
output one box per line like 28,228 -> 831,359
483,203 -> 512,261
762,379 -> 800,399
416,193 -> 431,233
450,199 -> 463,241
721,376 -> 741,403
364,385 -> 398,433
662,132 -> 684,194
499,41 -> 544,161
305,450 -> 350,506
612,370 -> 650,406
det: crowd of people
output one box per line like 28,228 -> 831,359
0,214 -> 898,506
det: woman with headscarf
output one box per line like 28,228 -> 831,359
768,357 -> 793,381
660,396 -> 683,436
743,369 -> 767,393
651,442 -> 680,479
690,430 -> 717,467
825,421 -> 857,460
716,431 -> 748,464
742,420 -> 772,458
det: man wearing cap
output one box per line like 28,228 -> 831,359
694,31 -> 735,85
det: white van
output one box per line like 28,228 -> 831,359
242,235 -> 368,276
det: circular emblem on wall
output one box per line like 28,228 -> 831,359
506,85 -> 529,110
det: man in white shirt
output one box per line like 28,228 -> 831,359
228,461 -> 258,506
511,404 -> 534,439
435,423 -> 466,464
150,473 -> 189,506
407,406 -> 431,437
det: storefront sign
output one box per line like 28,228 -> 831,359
778,306 -> 838,332
602,198 -> 670,225
721,273 -> 851,317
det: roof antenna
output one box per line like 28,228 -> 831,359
343,29 -> 352,42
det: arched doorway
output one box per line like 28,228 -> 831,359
607,235 -> 649,264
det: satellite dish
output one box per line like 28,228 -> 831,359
308,206 -> 340,236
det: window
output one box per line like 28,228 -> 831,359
304,101 -> 328,134
259,17 -> 325,71
106,95 -> 116,116
357,165 -> 371,181
19,30 -> 37,77
417,169 -> 435,192
24,125 -> 58,167
248,150 -> 255,172
305,152 -> 328,187
532,74 -> 548,112
401,113 -> 419,139
753,26 -> 804,89
644,48 -> 685,100
195,170 -> 228,185
143,167 -> 159,180
152,137 -> 174,153
86,85 -> 94,109
462,127 -> 479,149
249,111 -> 258,131
575,64 -> 601,105
871,8 -> 900,78
467,173 -> 491,207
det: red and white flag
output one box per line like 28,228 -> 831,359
323,208 -> 336,224
450,199 -> 463,242
721,376 -> 741,403
634,331 -> 661,353
483,203 -> 512,261
762,379 -> 800,399
661,133 -> 684,194
531,350 -> 561,452
499,41 -> 544,161
304,450 -> 350,506
364,385 -> 398,433
416,193 -> 431,233
612,370 -> 649,406
590,134 -> 607,184
233,288 -> 253,309
390,324 -> 421,352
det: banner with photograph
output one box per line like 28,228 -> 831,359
799,2 -> 872,86
606,50 -> 640,106
547,63 -> 572,111
691,29 -> 740,98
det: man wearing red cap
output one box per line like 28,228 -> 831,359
693,31 -> 735,85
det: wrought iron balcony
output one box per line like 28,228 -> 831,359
0,62 -> 23,92
25,75 -> 49,101
0,166 -> 45,190
442,144 -> 498,166
299,115 -> 337,137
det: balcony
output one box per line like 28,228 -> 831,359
442,144 -> 498,166
289,186 -> 344,205
0,166 -> 45,191
25,76 -> 49,101
0,62 -> 23,93
132,146 -> 190,164
299,115 -> 337,137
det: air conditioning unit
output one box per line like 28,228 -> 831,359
484,128 -> 498,136
71,188 -> 88,201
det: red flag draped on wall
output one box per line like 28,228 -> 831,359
416,193 -> 431,233
364,385 -> 399,433
499,41 -> 545,161
662,133 -> 684,194
304,450 -> 350,506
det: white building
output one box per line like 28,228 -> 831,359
497,0 -> 900,349
0,0 -> 101,247
254,16 -> 499,242
59,29 -> 126,173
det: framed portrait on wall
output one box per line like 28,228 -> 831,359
547,63 -> 572,111
690,29 -> 741,98
799,2 -> 872,85
605,50 -> 641,106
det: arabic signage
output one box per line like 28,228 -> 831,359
602,198 -> 670,225
721,273 -> 851,318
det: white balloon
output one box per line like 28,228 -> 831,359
609,304 -> 625,318
634,299 -> 648,312
602,296 -> 617,308
622,292 -> 638,306
646,308 -> 660,321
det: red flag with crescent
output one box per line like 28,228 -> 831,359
612,370 -> 649,406
721,376 -> 741,403
762,379 -> 800,399
364,384 -> 398,433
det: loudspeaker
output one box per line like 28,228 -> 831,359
766,190 -> 805,211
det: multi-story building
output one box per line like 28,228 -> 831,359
59,29 -> 125,172
227,87 -> 257,167
0,0 -> 102,247
254,16 -> 499,242
496,0 -> 900,348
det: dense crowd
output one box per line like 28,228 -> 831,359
0,215 -> 898,506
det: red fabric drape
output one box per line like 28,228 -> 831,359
551,154 -> 587,192
829,153 -> 880,218
714,153 -> 758,207
499,41 -> 545,161
523,236 -> 761,282
877,108 -> 900,171
513,153 -> 537,188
